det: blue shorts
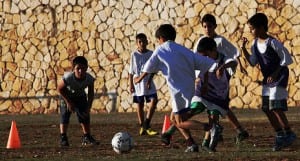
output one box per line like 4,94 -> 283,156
133,93 -> 158,104
60,96 -> 90,124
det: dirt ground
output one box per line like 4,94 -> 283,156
0,108 -> 299,161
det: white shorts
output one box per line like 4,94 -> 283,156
191,96 -> 228,117
262,85 -> 288,100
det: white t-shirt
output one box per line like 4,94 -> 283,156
142,41 -> 216,113
193,35 -> 238,76
129,50 -> 156,96
62,72 -> 95,98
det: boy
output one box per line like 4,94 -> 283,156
134,24 -> 217,152
129,33 -> 158,136
193,14 -> 249,143
57,56 -> 99,147
193,37 -> 238,152
241,13 -> 296,151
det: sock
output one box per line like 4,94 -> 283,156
235,126 -> 244,134
275,129 -> 285,136
84,133 -> 90,137
202,139 -> 209,147
143,118 -> 150,129
165,125 -> 176,135
186,137 -> 195,146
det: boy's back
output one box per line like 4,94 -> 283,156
143,40 -> 215,112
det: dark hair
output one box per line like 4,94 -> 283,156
201,14 -> 216,26
155,24 -> 176,41
248,13 -> 268,31
72,56 -> 88,68
197,37 -> 217,52
136,33 -> 147,40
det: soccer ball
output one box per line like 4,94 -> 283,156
111,132 -> 134,154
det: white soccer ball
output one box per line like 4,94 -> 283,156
111,132 -> 134,154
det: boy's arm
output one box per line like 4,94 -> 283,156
241,37 -> 252,64
216,60 -> 237,79
134,72 -> 149,84
146,73 -> 155,89
57,79 -> 74,111
129,73 -> 135,93
87,82 -> 95,109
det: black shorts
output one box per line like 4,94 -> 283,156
133,93 -> 158,104
60,96 -> 90,124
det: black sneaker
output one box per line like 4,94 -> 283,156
209,124 -> 223,151
235,130 -> 249,144
82,135 -> 100,146
272,134 -> 286,151
161,133 -> 171,145
202,139 -> 214,153
60,135 -> 69,147
185,144 -> 199,152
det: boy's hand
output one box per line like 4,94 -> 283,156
133,76 -> 141,84
146,81 -> 151,89
216,68 -> 224,79
241,37 -> 248,48
129,84 -> 135,93
267,71 -> 279,84
66,102 -> 75,112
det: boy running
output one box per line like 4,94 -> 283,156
241,13 -> 296,151
134,24 -> 217,152
58,56 -> 99,147
194,14 -> 249,143
129,33 -> 158,136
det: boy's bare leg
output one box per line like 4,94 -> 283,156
174,113 -> 199,152
81,123 -> 90,134
145,98 -> 157,128
264,111 -> 282,130
227,110 -> 241,129
60,124 -> 68,134
137,103 -> 145,126
272,110 -> 290,129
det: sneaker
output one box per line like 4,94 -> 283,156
272,135 -> 286,151
82,135 -> 100,146
145,128 -> 159,136
185,144 -> 199,152
209,124 -> 223,151
139,127 -> 145,135
284,131 -> 297,147
60,135 -> 69,147
161,133 -> 172,145
235,130 -> 249,144
202,139 -> 214,153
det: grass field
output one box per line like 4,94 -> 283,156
0,108 -> 299,161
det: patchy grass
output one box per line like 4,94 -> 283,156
0,108 -> 299,161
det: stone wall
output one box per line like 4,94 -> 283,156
0,0 -> 299,114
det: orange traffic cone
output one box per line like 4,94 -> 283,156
162,115 -> 171,134
6,120 -> 21,149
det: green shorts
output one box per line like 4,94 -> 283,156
191,102 -> 222,116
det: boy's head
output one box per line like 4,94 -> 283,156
155,24 -> 176,44
136,33 -> 148,52
248,13 -> 268,37
72,56 -> 88,79
201,14 -> 217,37
197,37 -> 217,58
